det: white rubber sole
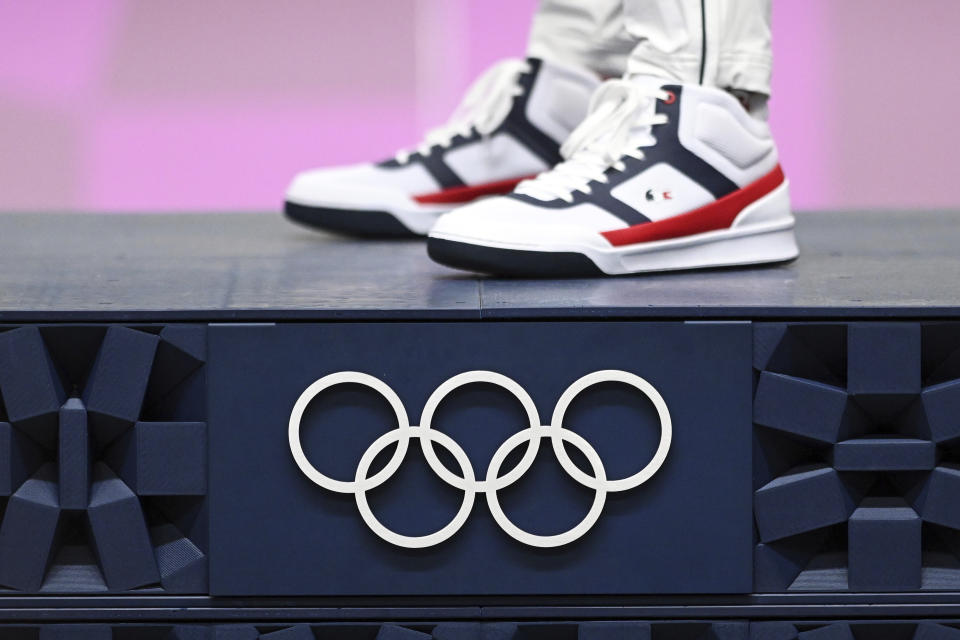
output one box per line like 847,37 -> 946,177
429,181 -> 798,276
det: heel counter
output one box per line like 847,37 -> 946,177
732,179 -> 793,230
679,85 -> 780,186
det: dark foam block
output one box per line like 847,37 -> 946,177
146,326 -> 207,410
754,324 -> 789,371
58,398 -> 90,510
260,626 -> 315,640
754,324 -> 843,386
376,626 -> 432,640
41,543 -> 107,593
707,623 -> 750,640
578,622 -> 652,640
831,437 -> 937,471
151,523 -> 207,593
754,542 -> 803,593
754,529 -> 828,592
167,626 -> 211,640
750,622 -> 798,640
755,465 -> 857,543
754,372 -> 850,444
86,463 -> 159,590
159,326 -> 206,363
430,623 -> 518,640
787,551 -> 849,591
0,463 -> 60,590
848,497 -> 921,591
0,326 -> 65,448
923,380 -> 960,444
918,464 -> 960,530
480,624 -> 520,640
102,427 -> 136,493
210,625 -> 259,640
847,323 -> 921,395
0,421 -> 45,497
106,421 -> 206,496
797,625 -> 854,640
155,326 -> 206,379
914,623 -> 960,640
39,625 -> 112,640
431,624 -> 480,640
136,422 -> 206,495
432,623 -> 519,640
82,326 -> 159,444
35,326 -> 107,391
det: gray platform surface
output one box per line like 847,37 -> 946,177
0,211 -> 957,321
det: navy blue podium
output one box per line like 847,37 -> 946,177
0,211 -> 959,638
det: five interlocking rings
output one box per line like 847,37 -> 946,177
289,370 -> 671,549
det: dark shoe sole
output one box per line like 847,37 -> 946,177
285,201 -> 422,238
427,237 -> 604,277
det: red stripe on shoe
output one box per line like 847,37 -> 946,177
413,175 -> 536,204
601,165 -> 786,247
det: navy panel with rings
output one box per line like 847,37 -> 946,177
207,321 -> 752,596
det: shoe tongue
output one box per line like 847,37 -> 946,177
626,74 -> 671,93
572,78 -> 659,157
610,77 -> 665,151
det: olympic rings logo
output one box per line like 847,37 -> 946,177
289,370 -> 671,549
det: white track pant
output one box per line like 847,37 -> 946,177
527,0 -> 772,96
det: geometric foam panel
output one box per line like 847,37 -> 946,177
0,622 -> 753,639
848,497 -> 921,591
0,324 -> 207,594
754,321 -> 960,592
17,623 -> 960,639
752,622 -> 960,640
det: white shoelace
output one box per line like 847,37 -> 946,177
394,59 -> 531,164
515,79 -> 670,203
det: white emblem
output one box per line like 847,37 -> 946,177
289,370 -> 672,549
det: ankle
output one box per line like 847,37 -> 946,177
727,88 -> 769,120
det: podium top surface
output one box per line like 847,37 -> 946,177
1,211 -> 958,321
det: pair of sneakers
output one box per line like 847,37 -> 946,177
285,58 -> 797,277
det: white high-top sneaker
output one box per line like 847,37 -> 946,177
284,58 -> 600,237
427,78 -> 798,275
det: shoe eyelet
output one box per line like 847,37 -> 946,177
662,91 -> 677,105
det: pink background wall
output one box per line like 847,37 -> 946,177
1,0 -> 958,212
